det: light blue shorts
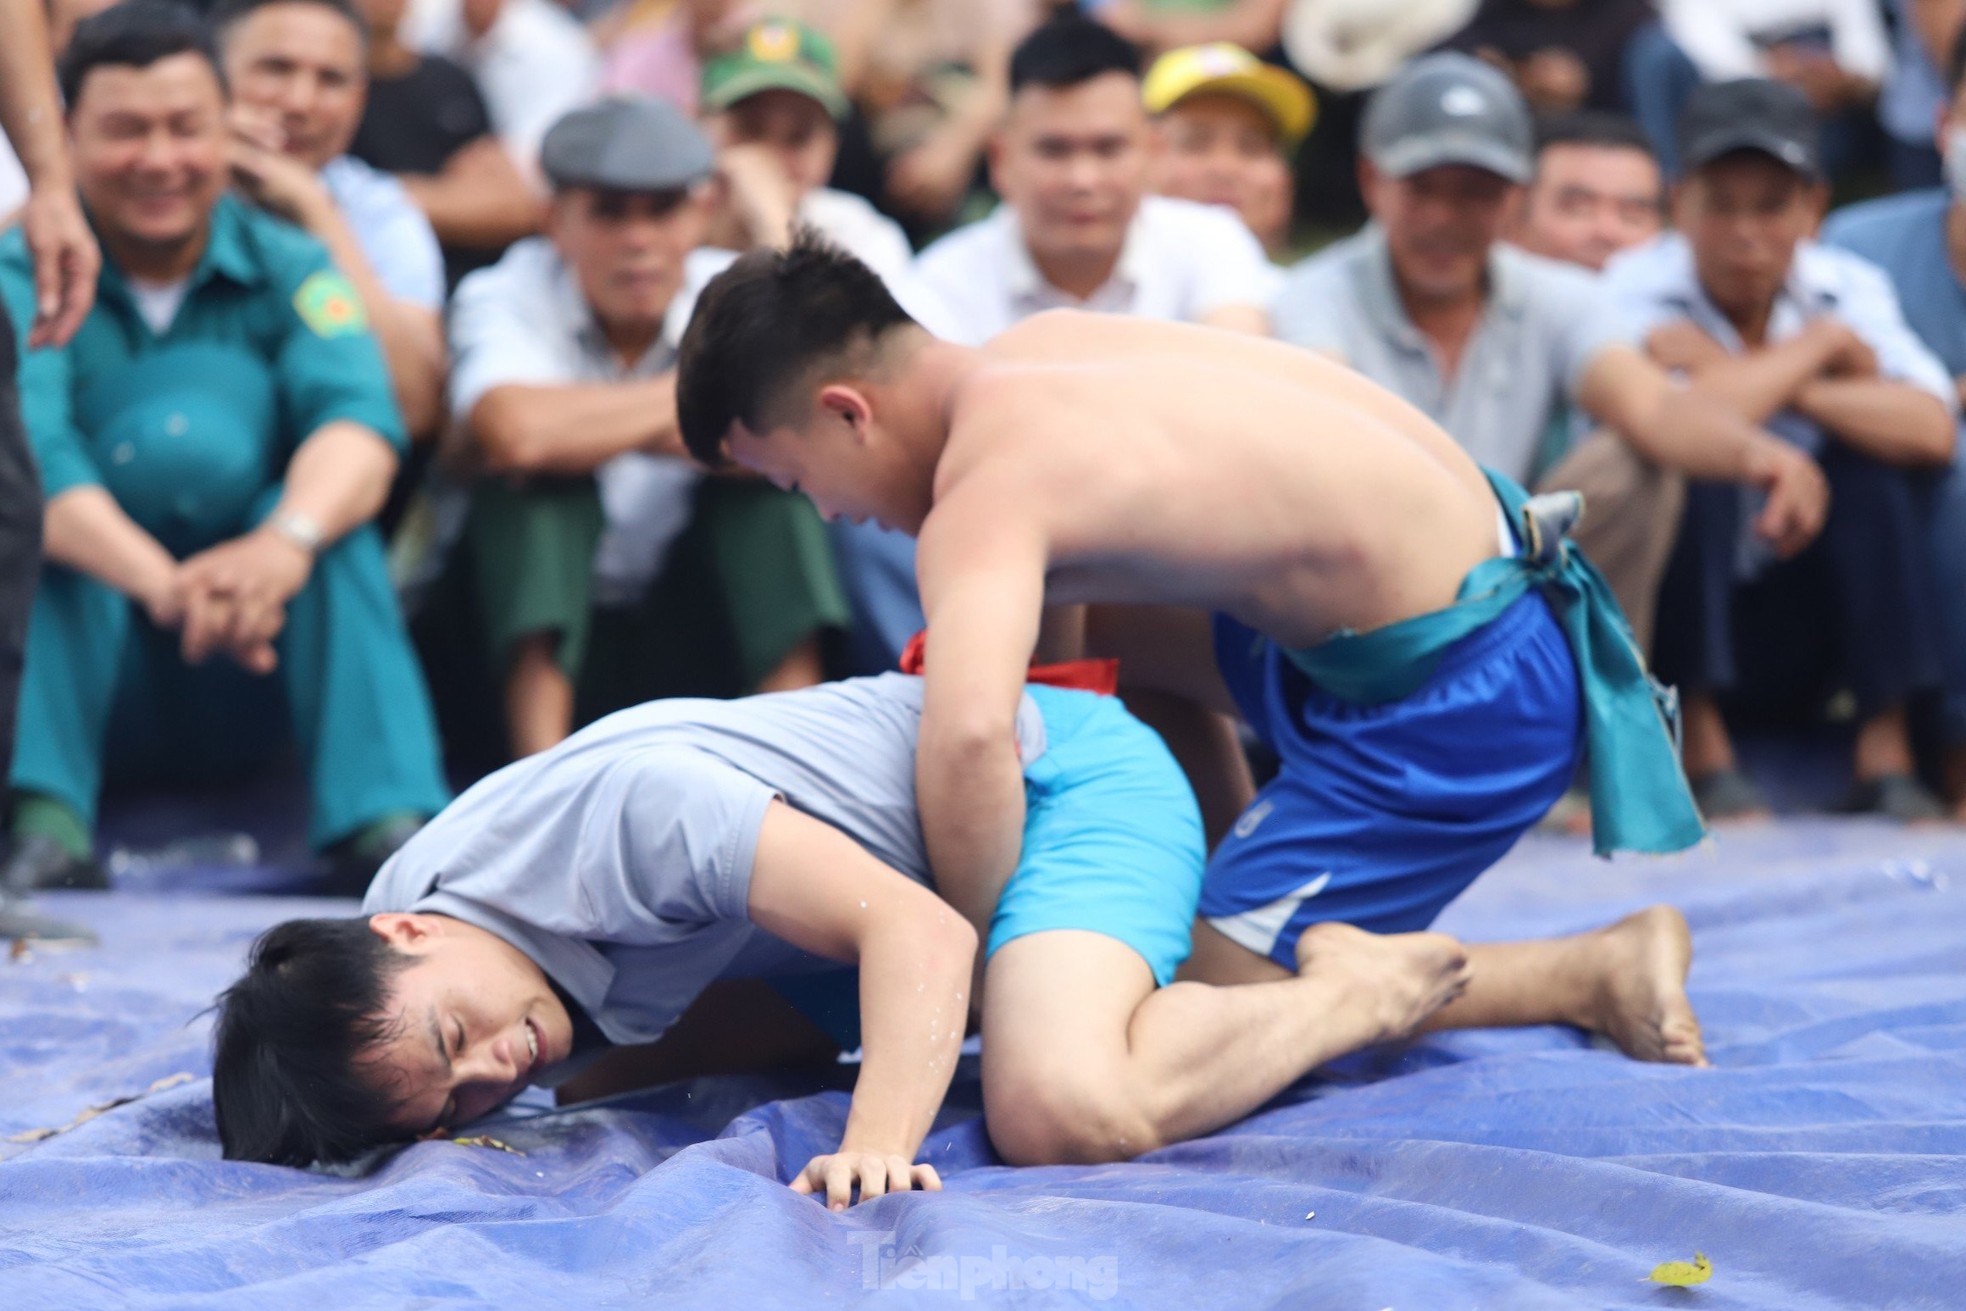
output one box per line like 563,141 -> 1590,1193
988,684 -> 1206,986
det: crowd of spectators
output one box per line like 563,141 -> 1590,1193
5,0 -> 1966,894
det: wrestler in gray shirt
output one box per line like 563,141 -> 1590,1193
366,674 -> 1045,1057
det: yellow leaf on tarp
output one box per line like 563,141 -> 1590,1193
451,1135 -> 525,1156
6,1072 -> 197,1144
1645,1252 -> 1713,1286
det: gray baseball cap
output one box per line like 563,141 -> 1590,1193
539,97 -> 716,193
1360,52 -> 1534,184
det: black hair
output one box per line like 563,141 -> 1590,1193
1951,20 -> 1966,97
58,0 -> 224,108
211,917 -> 417,1167
676,226 -> 918,467
1534,110 -> 1657,161
209,0 -> 368,45
1008,13 -> 1142,96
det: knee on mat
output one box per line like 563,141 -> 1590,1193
984,1069 -> 1161,1167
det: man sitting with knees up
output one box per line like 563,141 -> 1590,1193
1606,79 -> 1959,822
0,1 -> 447,892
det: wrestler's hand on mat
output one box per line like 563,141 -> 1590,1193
1745,442 -> 1828,559
791,1151 -> 943,1210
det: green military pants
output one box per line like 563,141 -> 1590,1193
465,474 -> 849,706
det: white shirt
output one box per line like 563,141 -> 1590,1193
907,195 -> 1278,345
448,238 -> 735,602
1603,234 -> 1956,417
1605,232 -> 1956,576
798,187 -> 914,286
401,0 -> 600,179
321,156 -> 446,312
1660,0 -> 1890,83
126,277 -> 191,336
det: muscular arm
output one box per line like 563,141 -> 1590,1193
397,137 -> 541,251
465,375 -> 683,475
912,487 -> 1048,940
747,801 -> 975,1205
1795,376 -> 1957,466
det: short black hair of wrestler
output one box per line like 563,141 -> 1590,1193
677,226 -> 918,468
1008,11 -> 1142,96
1949,20 -> 1966,95
58,0 -> 226,108
1533,110 -> 1658,163
208,0 -> 368,47
211,917 -> 418,1166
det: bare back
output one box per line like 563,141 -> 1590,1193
934,311 -> 1501,647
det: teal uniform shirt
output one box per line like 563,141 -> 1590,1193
0,193 -> 403,544
0,196 -> 446,848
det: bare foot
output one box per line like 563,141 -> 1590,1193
1294,922 -> 1473,1043
1580,906 -> 1706,1066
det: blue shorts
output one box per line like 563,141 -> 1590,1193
990,683 -> 1206,986
1202,591 -> 1582,970
772,685 -> 1206,1049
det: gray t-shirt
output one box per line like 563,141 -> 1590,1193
1270,226 -> 1628,483
364,674 -> 1045,1064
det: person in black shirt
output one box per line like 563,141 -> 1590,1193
348,0 -> 538,289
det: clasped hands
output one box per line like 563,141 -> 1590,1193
141,528 -> 314,675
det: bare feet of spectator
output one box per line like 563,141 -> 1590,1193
1578,906 -> 1706,1066
1294,922 -> 1472,1044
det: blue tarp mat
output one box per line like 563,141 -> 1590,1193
3,818 -> 1964,1309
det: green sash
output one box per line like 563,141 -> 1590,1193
1282,469 -> 1706,857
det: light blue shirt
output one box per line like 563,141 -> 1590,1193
1601,233 -> 1957,446
365,674 -> 1045,1064
1604,231 -> 1957,577
1879,0 -> 1945,147
321,155 -> 445,312
1270,226 -> 1628,484
1820,190 -> 1966,378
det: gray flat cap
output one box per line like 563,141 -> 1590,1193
1361,52 -> 1533,184
540,96 -> 716,193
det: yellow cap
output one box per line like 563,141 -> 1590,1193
1143,43 -> 1317,145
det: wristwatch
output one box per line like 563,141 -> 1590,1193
267,510 -> 326,557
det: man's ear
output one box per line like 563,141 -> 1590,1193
369,912 -> 439,950
1355,156 -> 1380,211
816,383 -> 872,441
1802,179 -> 1830,231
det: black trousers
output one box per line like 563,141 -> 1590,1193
1653,442 -> 1941,718
0,301 -> 43,792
